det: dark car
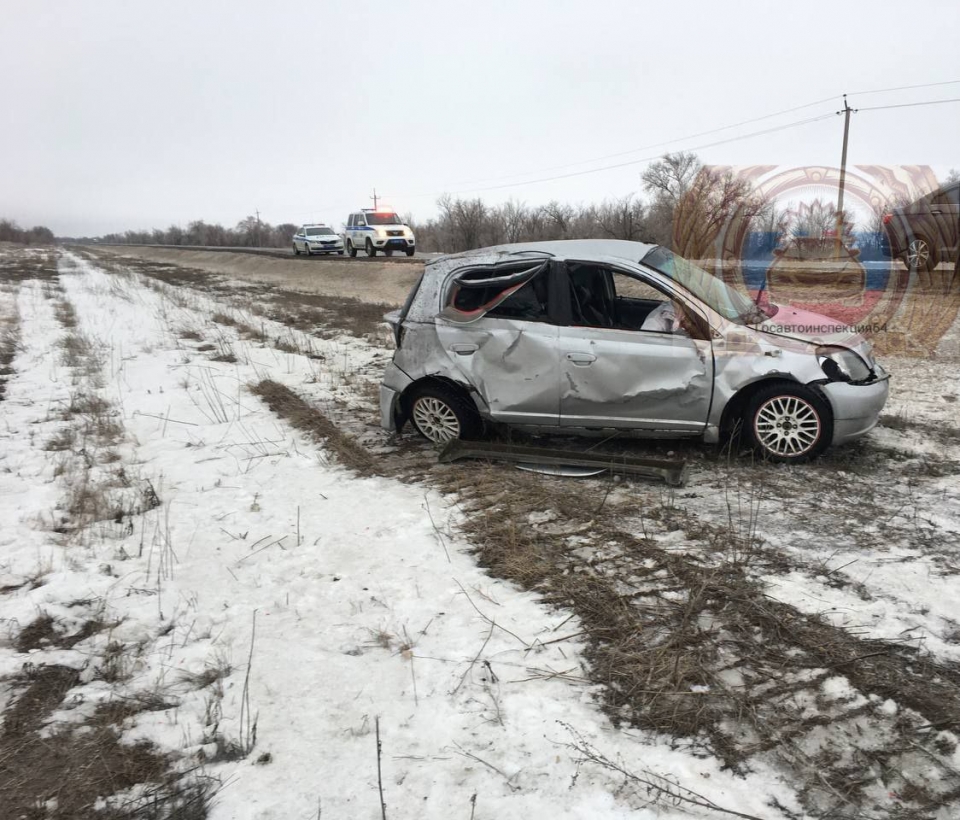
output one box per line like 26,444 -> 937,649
882,182 -> 959,271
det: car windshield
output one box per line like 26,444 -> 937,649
365,213 -> 402,226
306,226 -> 335,236
641,246 -> 770,324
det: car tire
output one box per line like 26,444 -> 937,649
384,248 -> 394,257
366,239 -> 377,257
905,237 -> 937,272
408,384 -> 482,444
293,243 -> 300,256
338,250 -> 344,255
346,240 -> 357,258
304,244 -> 312,257
744,383 -> 832,463
405,248 -> 415,257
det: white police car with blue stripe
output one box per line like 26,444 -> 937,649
293,225 -> 344,256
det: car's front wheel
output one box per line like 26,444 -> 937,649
408,384 -> 481,444
293,243 -> 300,256
365,239 -> 377,257
745,383 -> 832,463
405,248 -> 415,257
338,250 -> 344,255
346,239 -> 357,258
905,237 -> 937,272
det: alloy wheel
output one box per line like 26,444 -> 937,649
907,238 -> 930,269
754,395 -> 821,457
412,396 -> 460,443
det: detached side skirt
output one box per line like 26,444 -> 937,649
438,440 -> 689,487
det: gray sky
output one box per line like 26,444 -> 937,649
3,0 -> 959,236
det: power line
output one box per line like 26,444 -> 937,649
301,80 -> 960,216
847,79 -> 960,97
395,80 -> 960,195
431,94 -> 839,189
414,112 -> 835,197
856,96 -> 960,112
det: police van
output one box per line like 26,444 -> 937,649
344,209 -> 416,257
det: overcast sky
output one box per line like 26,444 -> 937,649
3,0 -> 959,236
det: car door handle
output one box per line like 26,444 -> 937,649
451,344 -> 478,356
566,352 -> 597,366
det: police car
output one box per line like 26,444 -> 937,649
344,210 -> 416,257
292,225 -> 344,256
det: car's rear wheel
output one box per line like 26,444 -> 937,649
365,239 -> 377,257
346,239 -> 357,258
408,384 -> 482,444
745,383 -> 832,463
384,248 -> 393,257
905,237 -> 937,272
405,248 -> 415,257
293,243 -> 300,256
338,250 -> 344,255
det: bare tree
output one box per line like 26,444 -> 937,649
670,166 -> 767,260
595,195 -> 648,241
641,151 -> 702,207
542,200 -> 574,238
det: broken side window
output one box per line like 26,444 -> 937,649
440,261 -> 548,324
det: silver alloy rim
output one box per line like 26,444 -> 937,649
907,239 -> 929,268
754,395 -> 820,457
412,397 -> 460,442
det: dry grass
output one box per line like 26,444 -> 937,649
0,292 -> 19,401
424,461 -> 960,815
15,612 -> 114,653
0,250 -> 59,283
249,380 -> 377,475
0,663 -> 214,819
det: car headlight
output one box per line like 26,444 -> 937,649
817,346 -> 871,383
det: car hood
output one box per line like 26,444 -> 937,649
755,304 -> 873,358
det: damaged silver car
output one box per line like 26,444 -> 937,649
379,240 -> 889,462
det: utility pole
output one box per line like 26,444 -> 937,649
255,208 -> 262,248
835,94 -> 856,254
370,188 -> 379,210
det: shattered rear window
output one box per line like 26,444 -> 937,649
441,262 -> 548,324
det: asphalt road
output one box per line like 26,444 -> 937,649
85,243 -> 434,264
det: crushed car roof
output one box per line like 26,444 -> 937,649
428,239 -> 658,267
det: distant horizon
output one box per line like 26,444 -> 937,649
3,0 -> 958,236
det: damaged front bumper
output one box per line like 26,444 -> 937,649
820,366 -> 890,445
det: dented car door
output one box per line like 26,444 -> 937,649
558,264 -> 713,432
435,260 -> 560,425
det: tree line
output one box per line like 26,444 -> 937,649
55,154 -> 960,256
409,152 -> 777,257
0,219 -> 55,245
74,152 -> 775,256
92,216 -> 299,249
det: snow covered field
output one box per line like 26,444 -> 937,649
2,247 -> 960,819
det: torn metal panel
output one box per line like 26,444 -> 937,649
439,440 -> 689,486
